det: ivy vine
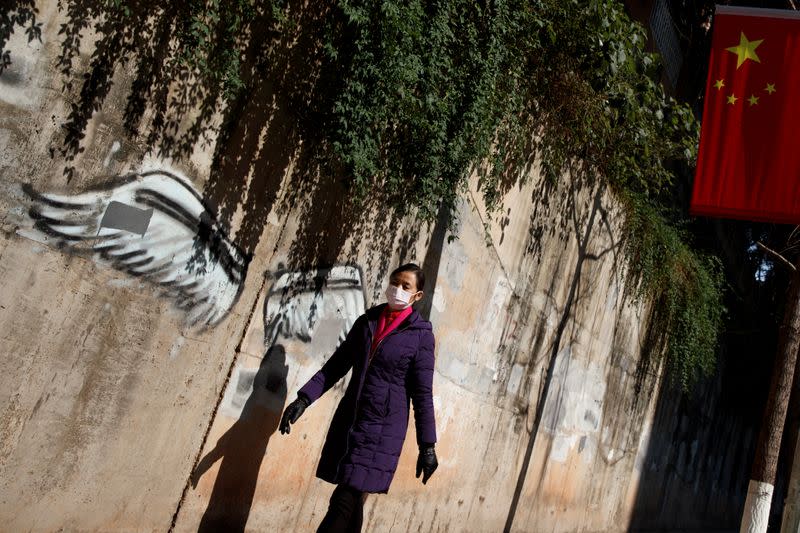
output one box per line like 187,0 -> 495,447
321,0 -> 724,390
0,0 -> 725,390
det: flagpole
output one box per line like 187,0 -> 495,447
741,251 -> 800,533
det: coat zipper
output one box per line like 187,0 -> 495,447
334,321 -> 413,480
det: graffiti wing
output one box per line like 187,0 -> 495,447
23,170 -> 249,327
263,266 -> 366,349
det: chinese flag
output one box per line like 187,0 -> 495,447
691,6 -> 800,224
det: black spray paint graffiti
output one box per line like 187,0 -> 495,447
21,169 -> 250,327
220,266 -> 367,419
263,265 -> 366,348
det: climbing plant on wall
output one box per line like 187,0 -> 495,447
0,0 -> 724,390
308,0 -> 723,390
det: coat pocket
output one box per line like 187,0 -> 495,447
383,387 -> 392,417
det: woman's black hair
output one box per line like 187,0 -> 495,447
390,263 -> 425,292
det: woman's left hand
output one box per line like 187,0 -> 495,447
416,444 -> 438,484
279,394 -> 309,435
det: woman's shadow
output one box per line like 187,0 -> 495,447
191,345 -> 288,532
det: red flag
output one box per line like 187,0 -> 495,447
691,6 -> 800,225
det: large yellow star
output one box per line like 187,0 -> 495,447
726,32 -> 763,68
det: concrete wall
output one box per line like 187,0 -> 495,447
0,2 -> 753,531
169,168 -> 663,532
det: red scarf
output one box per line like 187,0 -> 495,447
369,305 -> 413,357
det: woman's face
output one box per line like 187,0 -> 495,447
389,271 -> 423,304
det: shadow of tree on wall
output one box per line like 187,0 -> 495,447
190,345 -> 288,532
501,180 -> 632,530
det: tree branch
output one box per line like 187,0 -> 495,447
757,241 -> 796,271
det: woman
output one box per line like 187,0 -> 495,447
279,262 -> 439,532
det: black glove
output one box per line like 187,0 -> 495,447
279,394 -> 310,435
415,444 -> 438,484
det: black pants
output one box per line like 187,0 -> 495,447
317,484 -> 366,533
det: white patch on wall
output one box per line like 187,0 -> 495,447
507,363 -> 523,396
444,240 -> 468,292
486,277 -> 512,331
432,286 -> 446,313
431,394 -> 455,446
103,141 -> 121,167
220,365 -> 257,418
19,168 -> 249,328
443,357 -> 468,386
550,434 -> 578,463
267,210 -> 281,227
169,335 -> 185,360
541,347 -> 607,464
0,28 -> 44,109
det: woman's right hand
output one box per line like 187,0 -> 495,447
416,444 -> 438,484
280,394 -> 310,435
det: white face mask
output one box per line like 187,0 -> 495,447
385,284 -> 418,310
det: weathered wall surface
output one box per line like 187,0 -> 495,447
171,170 -> 661,533
0,5 -> 268,530
0,2 -> 754,532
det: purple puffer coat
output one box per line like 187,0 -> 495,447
297,303 -> 437,493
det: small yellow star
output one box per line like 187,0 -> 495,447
714,79 -> 725,90
748,95 -> 759,106
765,83 -> 776,94
727,94 -> 738,105
726,32 -> 764,68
